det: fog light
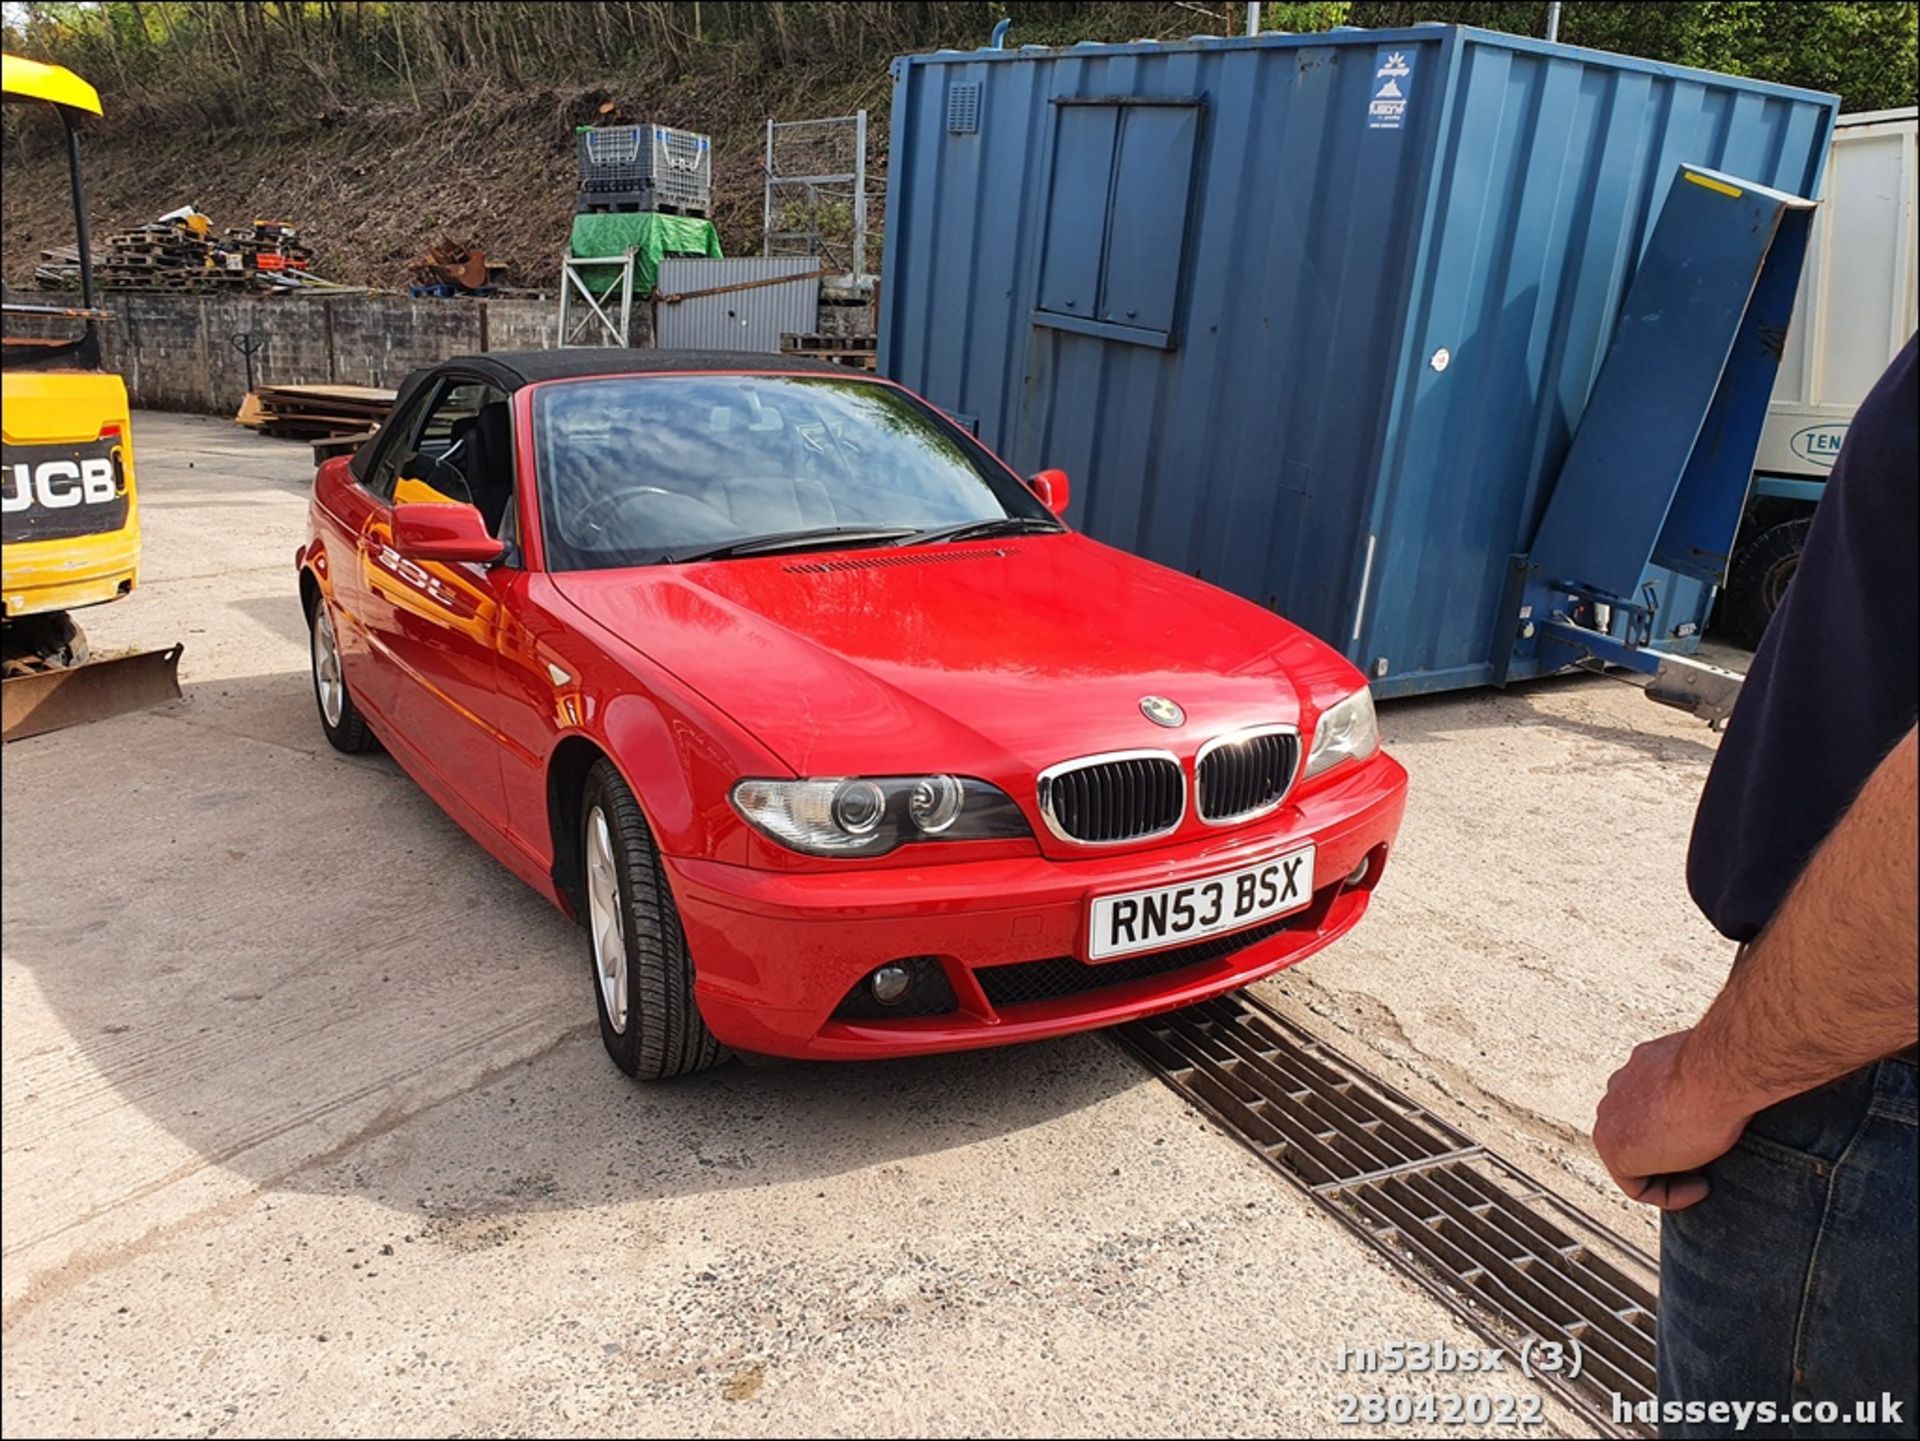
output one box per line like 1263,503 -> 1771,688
870,965 -> 913,1005
1345,856 -> 1371,888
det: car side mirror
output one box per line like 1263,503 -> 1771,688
392,502 -> 506,565
1028,468 -> 1071,516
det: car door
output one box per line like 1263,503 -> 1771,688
367,376 -> 517,824
320,380 -> 440,726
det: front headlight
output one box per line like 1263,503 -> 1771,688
1304,686 -> 1380,779
730,775 -> 1030,857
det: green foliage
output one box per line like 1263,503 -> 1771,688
1251,2 -> 1359,33
1667,1 -> 1916,110
2,2 -> 1913,120
1351,2 -> 1915,110
1254,3 -> 1355,33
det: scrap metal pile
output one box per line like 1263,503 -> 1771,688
408,238 -> 498,297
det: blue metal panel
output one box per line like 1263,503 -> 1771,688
1752,476 -> 1825,503
1652,187 -> 1815,582
1099,103 -> 1202,334
879,26 -> 1838,697
1508,166 -> 1816,679
1358,35 -> 1834,688
1036,105 -> 1119,320
1528,170 -> 1815,601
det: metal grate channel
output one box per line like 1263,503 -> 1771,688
1112,993 -> 1658,1438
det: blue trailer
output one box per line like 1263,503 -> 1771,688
877,25 -> 1836,711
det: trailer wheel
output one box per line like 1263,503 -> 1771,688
1724,517 -> 1812,649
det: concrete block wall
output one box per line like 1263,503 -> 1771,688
15,293 -> 634,414
13,279 -> 882,414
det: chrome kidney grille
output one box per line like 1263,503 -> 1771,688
1196,726 -> 1301,824
1037,750 -> 1185,845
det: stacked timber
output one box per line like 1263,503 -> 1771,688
235,384 -> 395,440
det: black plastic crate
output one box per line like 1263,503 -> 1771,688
576,124 -> 711,211
575,185 -> 708,218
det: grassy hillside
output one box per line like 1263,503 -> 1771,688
4,1 -> 1913,292
1,63 -> 894,292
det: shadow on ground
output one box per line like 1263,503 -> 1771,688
3,667 -> 1142,1238
1379,669 -> 1725,765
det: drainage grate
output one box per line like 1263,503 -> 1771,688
1113,993 -> 1658,1438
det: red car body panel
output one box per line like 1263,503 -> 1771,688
299,364 -> 1408,1060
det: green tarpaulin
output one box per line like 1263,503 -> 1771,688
567,212 -> 722,298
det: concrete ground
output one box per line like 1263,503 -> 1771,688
2,412 -> 1744,1437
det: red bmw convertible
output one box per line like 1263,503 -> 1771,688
297,351 -> 1407,1079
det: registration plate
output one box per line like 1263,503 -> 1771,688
1088,845 -> 1316,961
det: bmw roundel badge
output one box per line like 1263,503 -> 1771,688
1139,696 -> 1186,728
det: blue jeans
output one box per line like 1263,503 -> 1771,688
1657,1057 -> 1918,1439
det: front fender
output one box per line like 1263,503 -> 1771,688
590,686 -> 790,865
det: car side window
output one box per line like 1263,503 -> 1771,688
362,385 -> 442,504
392,380 -> 517,544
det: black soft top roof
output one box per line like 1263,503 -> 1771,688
349,349 -> 868,483
452,348 -> 851,388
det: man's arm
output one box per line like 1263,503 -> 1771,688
1594,724 -> 1918,1209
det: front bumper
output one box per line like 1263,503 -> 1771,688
668,751 -> 1407,1060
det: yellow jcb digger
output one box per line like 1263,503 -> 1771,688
2,53 -> 180,741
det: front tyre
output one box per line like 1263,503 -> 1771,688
308,595 -> 376,753
581,758 -> 726,1080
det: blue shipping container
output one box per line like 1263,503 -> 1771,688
878,26 -> 1837,696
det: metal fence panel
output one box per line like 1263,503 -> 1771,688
653,257 -> 822,353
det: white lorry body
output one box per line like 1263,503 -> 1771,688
1757,107 -> 1917,481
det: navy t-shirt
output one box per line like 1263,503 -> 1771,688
1688,337 -> 1919,942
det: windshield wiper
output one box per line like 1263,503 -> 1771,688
892,515 -> 1065,548
665,526 -> 920,564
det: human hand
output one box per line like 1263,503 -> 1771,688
1593,1030 -> 1753,1210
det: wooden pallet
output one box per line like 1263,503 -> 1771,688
236,384 -> 397,440
780,333 -> 878,371
310,429 -> 378,462
93,219 -> 314,294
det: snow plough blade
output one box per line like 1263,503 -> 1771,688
2,644 -> 183,742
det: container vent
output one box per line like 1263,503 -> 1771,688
946,83 -> 982,135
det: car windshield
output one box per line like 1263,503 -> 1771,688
533,374 -> 1054,570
